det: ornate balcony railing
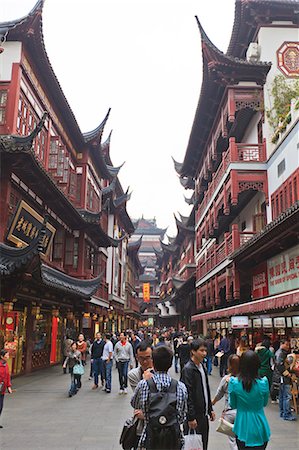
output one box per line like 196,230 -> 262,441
196,138 -> 266,224
196,225 -> 256,280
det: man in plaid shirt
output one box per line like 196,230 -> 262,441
131,345 -> 188,449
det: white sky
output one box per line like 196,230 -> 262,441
2,0 -> 235,235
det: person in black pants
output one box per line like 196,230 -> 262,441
181,339 -> 216,450
178,335 -> 191,374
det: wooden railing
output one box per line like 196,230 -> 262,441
196,138 -> 266,224
197,225 -> 256,280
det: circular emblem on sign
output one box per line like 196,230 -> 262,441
6,317 -> 13,325
159,416 -> 167,425
277,42 -> 299,78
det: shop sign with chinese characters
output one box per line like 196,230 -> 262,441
231,316 -> 249,329
143,283 -> 150,303
252,263 -> 269,299
267,244 -> 299,295
7,200 -> 56,255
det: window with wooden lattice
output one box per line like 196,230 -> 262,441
271,168 -> 299,219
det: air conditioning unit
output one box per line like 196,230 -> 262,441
246,43 -> 261,63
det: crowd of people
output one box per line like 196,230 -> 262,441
0,327 -> 298,450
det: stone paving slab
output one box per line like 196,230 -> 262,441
0,361 -> 298,449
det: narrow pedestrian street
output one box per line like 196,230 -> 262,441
1,362 -> 298,450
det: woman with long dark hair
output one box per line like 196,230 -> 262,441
228,350 -> 270,450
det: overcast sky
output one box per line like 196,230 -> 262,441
2,0 -> 235,236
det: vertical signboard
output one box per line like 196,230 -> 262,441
143,283 -> 150,303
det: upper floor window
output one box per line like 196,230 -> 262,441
277,159 -> 286,177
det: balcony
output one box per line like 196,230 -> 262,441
196,86 -> 264,190
196,138 -> 267,228
196,225 -> 255,281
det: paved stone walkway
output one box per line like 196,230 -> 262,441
0,361 -> 298,449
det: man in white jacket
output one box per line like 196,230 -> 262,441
114,332 -> 134,394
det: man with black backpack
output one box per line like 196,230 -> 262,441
131,345 -> 187,450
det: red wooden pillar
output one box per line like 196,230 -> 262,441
230,170 -> 239,206
226,271 -> 231,302
205,282 -> 209,308
77,232 -> 85,277
233,264 -> 240,300
232,224 -> 240,252
227,89 -> 236,122
215,275 -> 220,305
229,137 -> 238,162
223,183 -> 229,215
5,63 -> 21,134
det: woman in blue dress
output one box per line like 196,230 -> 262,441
228,350 -> 270,450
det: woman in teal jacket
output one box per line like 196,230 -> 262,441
228,350 -> 270,449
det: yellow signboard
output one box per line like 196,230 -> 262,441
143,282 -> 150,303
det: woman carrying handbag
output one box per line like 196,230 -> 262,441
212,354 -> 240,450
63,341 -> 83,397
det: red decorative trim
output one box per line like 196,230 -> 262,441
271,167 -> 299,220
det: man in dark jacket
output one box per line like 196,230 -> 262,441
91,332 -> 105,390
181,338 -> 215,450
273,339 -> 296,421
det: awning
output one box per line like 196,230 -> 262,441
191,289 -> 299,322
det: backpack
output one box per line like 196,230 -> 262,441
145,378 -> 182,450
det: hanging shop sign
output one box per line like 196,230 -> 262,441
231,316 -> 249,329
143,283 -> 150,303
7,200 -> 55,255
274,317 -> 286,328
253,318 -> 262,328
267,244 -> 299,295
286,317 -> 293,328
252,263 -> 269,299
262,318 -> 273,329
293,316 -> 299,328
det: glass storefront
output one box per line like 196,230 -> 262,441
0,305 -> 27,375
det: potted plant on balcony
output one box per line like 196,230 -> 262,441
266,75 -> 299,144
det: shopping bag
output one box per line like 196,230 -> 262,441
184,430 -> 203,450
216,417 -> 235,438
73,362 -> 84,375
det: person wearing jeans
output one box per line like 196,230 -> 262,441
63,342 -> 82,397
102,333 -> 114,393
273,339 -> 296,421
114,332 -> 134,394
91,332 -> 105,390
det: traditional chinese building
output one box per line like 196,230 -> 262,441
0,0 -> 135,374
130,217 -> 166,324
155,211 -> 196,329
175,0 -> 299,344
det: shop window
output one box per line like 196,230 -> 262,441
49,138 -> 59,169
53,228 -> 64,260
73,239 -> 79,269
32,313 -> 51,352
65,235 -> 74,266
0,90 -> 8,124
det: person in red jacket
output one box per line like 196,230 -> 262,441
0,349 -> 12,428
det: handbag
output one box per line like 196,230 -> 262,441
184,430 -> 203,450
73,362 -> 84,376
216,417 -> 235,438
119,416 -> 138,450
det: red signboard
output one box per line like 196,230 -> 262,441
252,262 -> 269,299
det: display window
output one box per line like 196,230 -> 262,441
0,305 -> 27,375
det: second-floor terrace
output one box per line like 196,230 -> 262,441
196,224 -> 256,283
195,138 -> 268,239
